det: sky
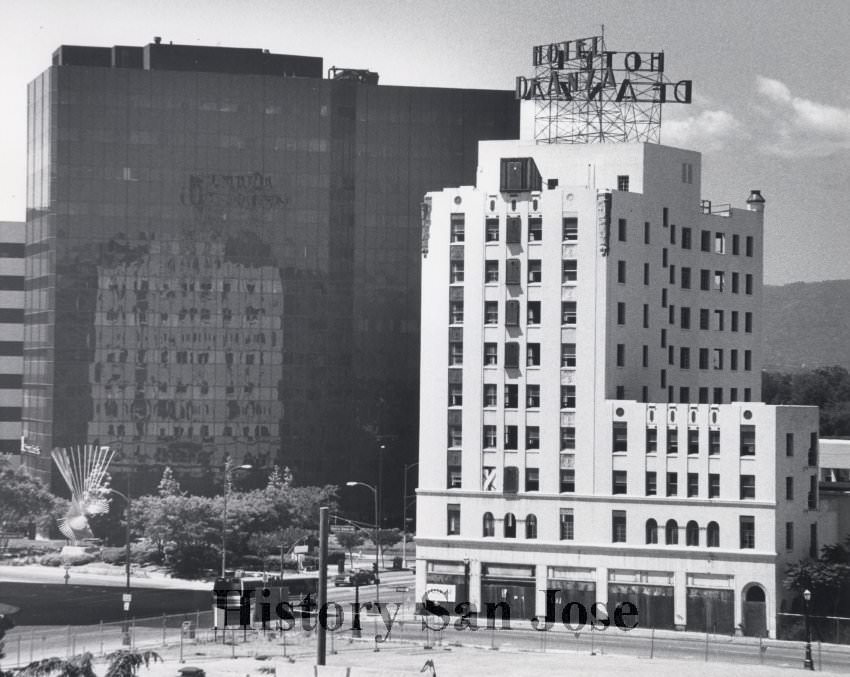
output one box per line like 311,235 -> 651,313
1,0 -> 848,285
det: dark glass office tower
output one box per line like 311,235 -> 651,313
23,42 -> 519,508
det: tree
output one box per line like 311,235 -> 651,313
763,365 -> 850,436
784,536 -> 850,616
156,467 -> 183,498
377,528 -> 402,566
103,650 -> 161,677
0,458 -> 59,535
335,531 -> 365,568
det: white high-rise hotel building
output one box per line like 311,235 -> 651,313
415,102 -> 836,635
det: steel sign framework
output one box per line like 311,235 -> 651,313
516,34 -> 692,144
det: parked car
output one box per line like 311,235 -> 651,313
334,569 -> 377,587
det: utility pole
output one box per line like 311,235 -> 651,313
317,506 -> 329,666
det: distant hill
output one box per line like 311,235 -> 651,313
763,280 -> 850,371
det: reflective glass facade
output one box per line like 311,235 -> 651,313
23,44 -> 519,498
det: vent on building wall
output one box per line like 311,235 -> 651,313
647,405 -> 657,426
709,405 -> 720,427
688,405 -> 699,426
667,405 -> 678,425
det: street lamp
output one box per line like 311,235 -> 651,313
402,462 -> 419,569
803,588 -> 814,670
104,484 -> 132,644
221,457 -> 253,579
346,481 -> 380,605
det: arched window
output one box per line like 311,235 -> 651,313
686,520 -> 699,546
525,514 -> 537,539
665,519 -> 679,545
706,521 -> 719,547
646,518 -> 658,544
504,512 -> 516,538
482,512 -> 494,537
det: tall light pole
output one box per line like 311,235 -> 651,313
346,481 -> 380,604
105,483 -> 132,644
803,588 -> 814,670
402,462 -> 419,569
221,457 -> 252,579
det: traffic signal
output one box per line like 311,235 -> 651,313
0,612 -> 15,659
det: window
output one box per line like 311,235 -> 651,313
730,387 -> 738,402
560,467 -> 575,493
506,216 -> 522,243
505,299 -> 520,326
646,518 -> 658,544
686,472 -> 699,497
730,350 -> 738,370
562,259 -> 577,283
670,225 -> 677,245
744,388 -> 751,401
714,233 -> 726,254
732,234 -> 740,255
682,227 -> 692,249
526,426 -> 541,452
699,387 -> 709,403
686,521 -> 700,546
616,343 -> 625,367
712,348 -> 724,370
714,309 -> 724,331
745,274 -> 753,294
483,512 -> 494,537
612,471 -> 628,495
448,424 -> 463,448
662,288 -> 667,308
662,248 -> 668,267
745,236 -> 754,257
617,302 -> 626,325
667,472 -> 678,496
707,521 -> 719,547
485,260 -> 499,283
699,348 -> 709,370
616,385 -> 625,399
663,207 -> 669,228
485,217 -> 499,242
617,175 -> 630,191
680,347 -> 691,370
644,262 -> 650,285
484,301 -> 498,324
562,301 -> 577,325
681,266 -> 691,289
505,342 -> 520,368
745,312 -> 753,333
685,429 -> 698,455
506,258 -> 521,284
786,433 -> 794,457
561,343 -> 576,367
528,217 -> 542,242
447,504 -> 461,535
740,425 -> 755,456
447,449 -> 462,488
709,430 -> 720,455
713,387 -> 723,404
560,508 -> 574,540
525,468 -> 540,491
449,341 -> 463,365
504,513 -> 516,538
612,421 -> 628,452
450,214 -> 465,242
786,476 -> 794,500
450,260 -> 464,283
744,350 -> 752,371
646,471 -> 657,496
504,425 -> 518,450
740,474 -> 755,499
561,385 -> 576,409
612,510 -> 627,542
527,301 -> 541,325
668,304 -> 676,325
560,427 -> 576,451
700,269 -> 710,290
713,271 -> 725,292
667,427 -> 679,454
644,221 -> 651,244
449,383 -> 463,407
700,230 -> 711,252
665,519 -> 679,545
646,428 -> 657,453
642,345 -> 649,367
699,308 -> 710,330
617,259 -> 626,283
682,162 -> 693,183
449,301 -> 464,324
808,432 -> 818,467
476,421 -> 497,449
810,523 -> 818,558
660,368 -> 667,388
732,272 -> 739,293
740,516 -> 755,549
708,473 -> 720,498
562,216 -> 578,241
526,343 -> 541,366
785,522 -> 794,551
504,384 -> 518,408
643,304 -> 650,328
525,514 -> 538,538
484,342 -> 498,366
618,218 -> 627,241
528,259 -> 542,283
731,311 -> 739,331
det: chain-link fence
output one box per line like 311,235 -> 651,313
777,612 -> 850,645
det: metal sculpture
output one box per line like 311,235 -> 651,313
52,445 -> 115,542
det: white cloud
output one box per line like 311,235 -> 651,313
662,109 -> 746,152
755,76 -> 850,156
